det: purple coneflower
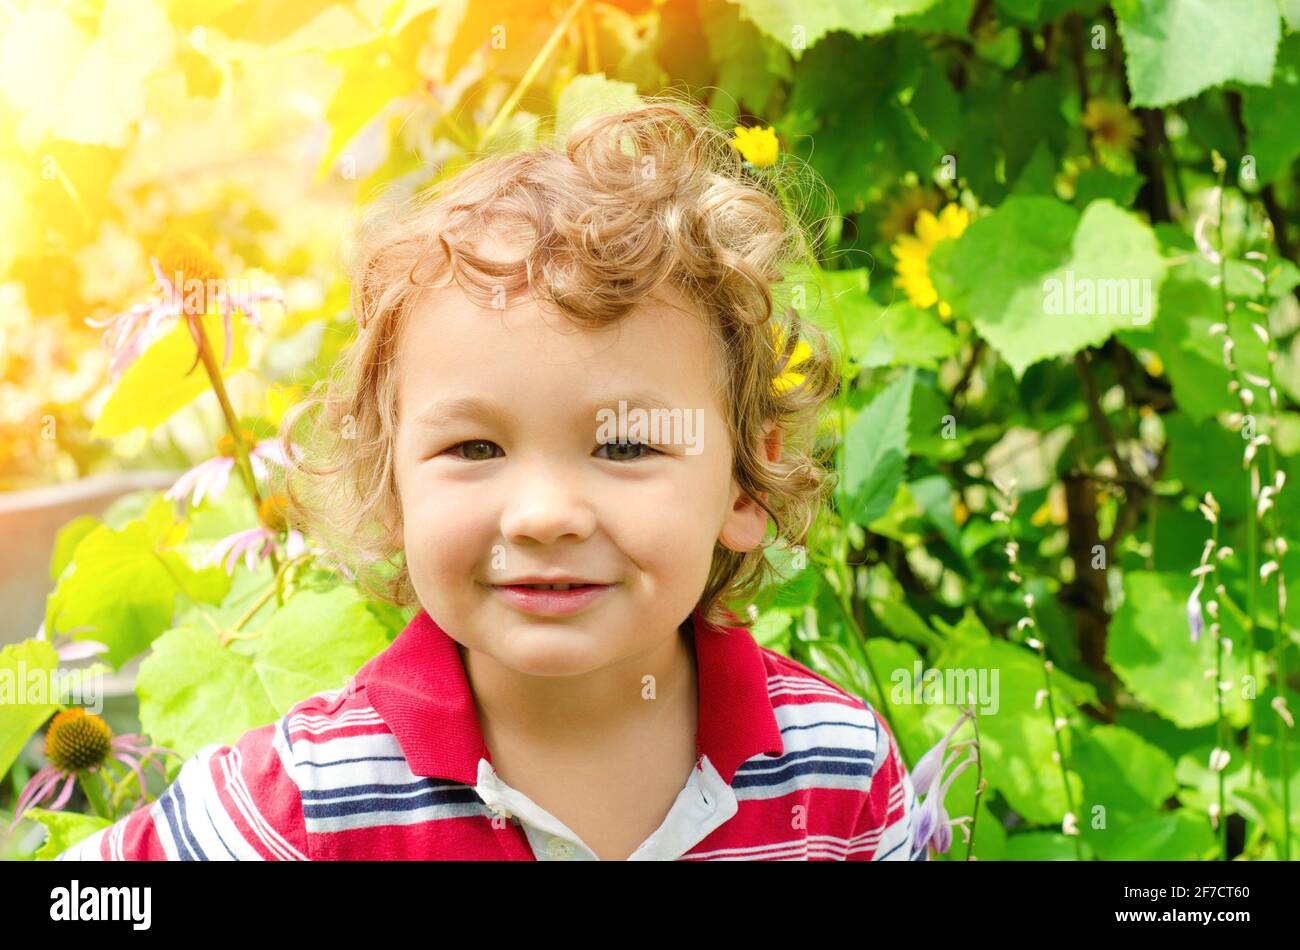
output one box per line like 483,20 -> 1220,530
911,707 -> 973,798
34,621 -> 108,662
7,708 -> 172,832
909,708 -> 977,856
913,746 -> 978,855
1187,586 -> 1205,644
165,431 -> 294,509
203,493 -> 306,574
85,231 -> 282,381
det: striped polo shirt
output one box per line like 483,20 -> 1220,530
56,605 -> 926,861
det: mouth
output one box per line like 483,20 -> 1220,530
488,582 -> 615,616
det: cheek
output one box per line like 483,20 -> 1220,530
612,469 -> 728,573
397,474 -> 494,585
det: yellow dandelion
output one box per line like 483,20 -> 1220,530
1081,100 -> 1142,154
1142,352 -> 1164,377
878,185 -> 942,244
730,125 -> 779,168
771,321 -> 812,396
891,203 -> 970,319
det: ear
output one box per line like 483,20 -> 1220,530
718,420 -> 783,553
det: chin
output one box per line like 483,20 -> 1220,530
490,622 -> 611,676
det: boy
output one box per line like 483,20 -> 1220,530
57,100 -> 925,861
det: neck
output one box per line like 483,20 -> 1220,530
462,619 -> 697,754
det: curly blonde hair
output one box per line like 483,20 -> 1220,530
276,95 -> 840,628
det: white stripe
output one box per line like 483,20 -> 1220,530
288,706 -> 384,727
218,747 -> 307,861
288,710 -> 386,734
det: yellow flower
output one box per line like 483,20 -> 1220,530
891,203 -> 970,319
771,321 -> 812,395
730,125 -> 779,167
878,185 -> 942,244
1081,99 -> 1142,154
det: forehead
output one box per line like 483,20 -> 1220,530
394,279 -> 726,422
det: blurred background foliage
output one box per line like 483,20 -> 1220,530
3,0 -> 1300,861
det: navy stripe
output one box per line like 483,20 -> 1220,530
300,777 -> 447,800
877,836 -> 905,860
735,744 -> 877,773
295,755 -> 409,768
778,719 -> 874,734
203,799 -> 239,859
159,783 -> 205,861
733,747 -> 876,789
302,784 -> 480,820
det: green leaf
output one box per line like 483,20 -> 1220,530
762,539 -> 822,608
91,308 -> 250,439
785,33 -> 951,213
1243,35 -> 1300,185
23,807 -> 113,861
1161,413 -> 1250,521
1108,571 -> 1253,729
869,597 -> 944,651
841,370 -> 915,526
952,72 -> 1068,204
1004,831 -> 1088,860
1115,0 -> 1281,108
136,586 -> 390,759
1119,279 -> 1232,422
48,515 -> 100,583
44,495 -> 227,671
552,73 -> 642,148
937,638 -> 1095,824
700,0 -> 791,115
1086,811 -> 1217,860
932,197 -> 1164,377
749,610 -> 793,651
1074,724 -> 1178,818
1072,165 -> 1144,208
0,639 -> 60,781
731,0 -> 941,56
316,11 -> 433,178
896,0 -> 975,35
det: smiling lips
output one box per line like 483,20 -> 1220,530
489,582 -> 614,616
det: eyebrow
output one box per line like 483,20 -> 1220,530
412,391 -> 686,429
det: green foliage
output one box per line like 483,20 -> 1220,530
137,587 -> 389,758
6,0 -> 1300,865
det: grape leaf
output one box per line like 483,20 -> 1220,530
1115,0 -> 1281,108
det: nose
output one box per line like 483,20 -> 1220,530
498,463 -> 598,545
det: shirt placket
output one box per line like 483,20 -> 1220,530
473,755 -> 738,861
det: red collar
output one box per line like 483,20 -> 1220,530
363,606 -> 784,786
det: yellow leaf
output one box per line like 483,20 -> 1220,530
316,14 -> 433,180
91,310 -> 249,440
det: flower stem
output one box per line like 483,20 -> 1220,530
230,553 -> 312,635
1026,598 -> 1086,861
481,0 -> 587,147
964,710 -> 984,862
189,312 -> 281,580
78,770 -> 113,822
1208,516 -> 1229,860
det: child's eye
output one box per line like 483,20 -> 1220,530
442,439 -> 503,461
595,439 -> 660,462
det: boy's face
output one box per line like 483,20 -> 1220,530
390,272 -> 775,678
